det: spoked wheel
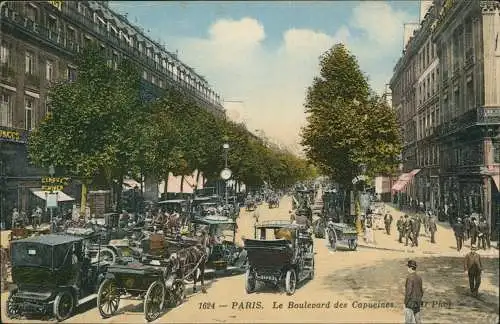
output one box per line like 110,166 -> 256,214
328,229 -> 337,251
245,269 -> 256,294
97,278 -> 121,318
97,247 -> 117,264
309,258 -> 315,280
168,279 -> 185,307
6,291 -> 20,319
349,239 -> 357,251
144,281 -> 165,322
53,290 -> 75,322
285,269 -> 297,295
184,268 -> 201,284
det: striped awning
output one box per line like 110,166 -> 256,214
391,169 -> 421,192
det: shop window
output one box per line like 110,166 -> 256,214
0,93 -> 12,127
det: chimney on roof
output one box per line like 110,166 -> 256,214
419,0 -> 433,23
403,23 -> 420,49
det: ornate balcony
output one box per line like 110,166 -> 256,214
477,107 -> 500,124
465,48 -> 474,67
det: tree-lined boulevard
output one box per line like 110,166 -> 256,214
2,195 -> 498,323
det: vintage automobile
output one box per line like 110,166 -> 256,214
245,198 -> 257,211
244,220 -> 314,295
157,199 -> 190,222
190,215 -> 247,274
267,196 -> 280,209
6,233 -> 109,321
326,222 -> 358,251
97,252 -> 197,322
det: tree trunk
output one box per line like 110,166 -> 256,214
164,174 -> 169,197
115,173 -> 125,212
195,170 -> 201,189
80,180 -> 89,217
180,175 -> 185,193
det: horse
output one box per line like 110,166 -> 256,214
170,245 -> 207,294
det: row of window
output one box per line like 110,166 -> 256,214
15,2 -> 221,103
417,106 -> 440,141
0,92 -> 38,131
418,67 -> 439,105
417,144 -> 439,167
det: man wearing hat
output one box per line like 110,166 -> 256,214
404,260 -> 423,324
464,244 -> 482,297
453,218 -> 465,251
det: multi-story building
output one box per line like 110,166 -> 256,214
0,1 -> 224,224
391,0 -> 500,234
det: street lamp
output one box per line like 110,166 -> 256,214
220,143 -> 232,208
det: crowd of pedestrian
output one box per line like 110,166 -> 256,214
452,214 -> 491,252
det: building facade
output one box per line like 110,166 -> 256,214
390,0 -> 500,234
0,1 -> 224,226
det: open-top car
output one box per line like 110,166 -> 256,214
191,215 -> 247,274
244,220 -> 314,295
6,233 -> 109,321
326,222 -> 358,251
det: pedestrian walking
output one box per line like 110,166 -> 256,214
428,215 -> 437,243
404,260 -> 423,324
477,217 -> 490,250
405,216 -> 413,246
470,216 -> 478,246
464,215 -> 471,241
397,216 -> 405,243
453,218 -> 465,251
464,245 -> 482,297
411,216 -> 420,247
384,212 -> 393,235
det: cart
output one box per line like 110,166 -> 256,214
326,222 -> 358,251
244,220 -> 314,295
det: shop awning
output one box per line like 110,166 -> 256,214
30,189 -> 75,202
391,169 -> 421,192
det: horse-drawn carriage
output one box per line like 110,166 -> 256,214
326,222 -> 358,251
191,216 -> 247,274
267,196 -> 280,209
244,220 -> 314,295
6,233 -> 109,321
97,243 -> 206,322
245,198 -> 257,212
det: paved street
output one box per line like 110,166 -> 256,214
2,196 -> 498,323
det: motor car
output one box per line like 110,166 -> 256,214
6,233 -> 109,321
326,222 -> 358,251
244,220 -> 314,295
190,215 -> 247,274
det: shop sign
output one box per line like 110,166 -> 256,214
41,176 -> 70,192
0,128 -> 27,143
48,1 -> 63,10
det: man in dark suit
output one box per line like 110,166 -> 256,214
453,218 -> 465,251
428,215 -> 437,243
404,260 -> 423,324
464,245 -> 482,297
384,213 -> 393,235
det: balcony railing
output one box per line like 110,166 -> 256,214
4,7 -> 223,110
465,48 -> 474,67
477,107 -> 500,124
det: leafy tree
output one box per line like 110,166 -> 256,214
301,43 -> 401,183
301,43 -> 401,229
29,46 -> 116,214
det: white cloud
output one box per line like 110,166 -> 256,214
167,2 -> 414,151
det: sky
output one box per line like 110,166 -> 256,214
109,1 -> 420,152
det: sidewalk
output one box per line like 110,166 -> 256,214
357,204 -> 499,258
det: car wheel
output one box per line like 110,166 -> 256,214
245,269 -> 256,293
53,290 -> 75,322
285,269 -> 297,295
97,247 -> 117,264
6,291 -> 20,319
144,281 -> 165,322
97,278 -> 120,318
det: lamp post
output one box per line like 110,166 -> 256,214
48,165 -> 55,232
354,163 -> 367,234
221,143 -> 231,208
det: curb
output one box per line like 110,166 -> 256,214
357,244 -> 499,257
358,243 -> 412,253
